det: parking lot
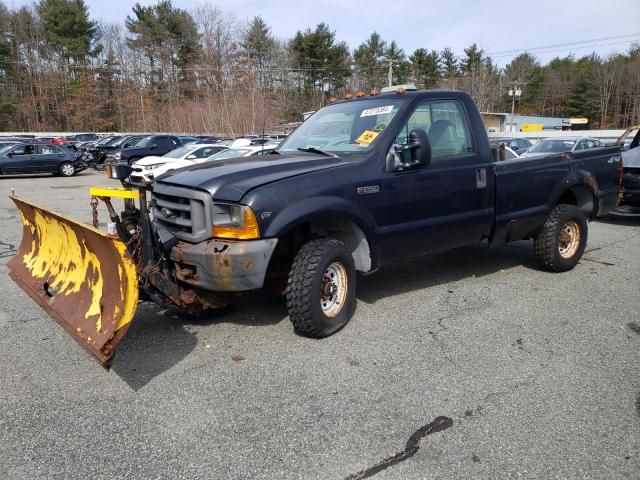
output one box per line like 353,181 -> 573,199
1,170 -> 639,479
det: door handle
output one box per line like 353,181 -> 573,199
476,168 -> 487,189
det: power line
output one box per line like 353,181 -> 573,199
486,32 -> 640,56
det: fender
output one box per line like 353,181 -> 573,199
548,168 -> 599,217
262,195 -> 379,268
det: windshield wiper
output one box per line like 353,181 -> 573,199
297,147 -> 338,158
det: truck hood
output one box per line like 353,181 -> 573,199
156,153 -> 354,202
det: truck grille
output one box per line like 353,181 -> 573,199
151,184 -> 213,243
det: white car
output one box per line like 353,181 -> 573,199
130,144 -> 228,182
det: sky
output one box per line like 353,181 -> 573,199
8,0 -> 640,66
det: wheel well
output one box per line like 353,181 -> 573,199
268,217 -> 373,278
556,185 -> 596,219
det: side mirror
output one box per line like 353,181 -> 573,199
7,152 -> 13,157
186,154 -> 197,160
150,144 -> 157,150
386,129 -> 431,172
408,129 -> 431,166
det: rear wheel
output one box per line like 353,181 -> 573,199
58,162 -> 75,177
534,204 -> 587,272
286,239 -> 356,338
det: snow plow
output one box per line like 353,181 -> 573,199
8,195 -> 139,368
8,163 -> 241,368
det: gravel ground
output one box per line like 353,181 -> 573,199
1,171 -> 639,480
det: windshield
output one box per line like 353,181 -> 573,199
164,146 -> 192,159
0,144 -> 15,154
136,136 -> 153,148
528,139 -> 576,154
123,136 -> 143,147
278,98 -> 405,155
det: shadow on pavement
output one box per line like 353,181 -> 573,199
357,241 -> 535,304
111,291 -> 287,390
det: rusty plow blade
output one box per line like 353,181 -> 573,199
8,196 -> 139,368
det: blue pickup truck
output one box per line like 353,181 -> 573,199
141,87 -> 621,338
10,88 -> 623,367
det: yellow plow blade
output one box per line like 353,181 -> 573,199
8,196 -> 139,368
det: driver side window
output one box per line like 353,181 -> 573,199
397,100 -> 474,162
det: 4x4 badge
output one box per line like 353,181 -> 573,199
357,185 -> 380,195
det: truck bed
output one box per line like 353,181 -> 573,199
491,146 -> 621,246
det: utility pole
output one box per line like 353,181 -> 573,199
388,60 -> 393,87
507,81 -> 525,133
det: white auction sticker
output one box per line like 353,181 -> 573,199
360,105 -> 394,117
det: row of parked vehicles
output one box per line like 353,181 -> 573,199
0,133 -> 286,177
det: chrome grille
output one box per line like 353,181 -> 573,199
151,184 -> 212,242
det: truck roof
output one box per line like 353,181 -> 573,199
331,89 -> 468,105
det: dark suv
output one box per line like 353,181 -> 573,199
112,135 -> 182,165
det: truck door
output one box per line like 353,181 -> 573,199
370,99 -> 495,263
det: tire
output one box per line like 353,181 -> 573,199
286,239 -> 356,338
534,204 -> 588,272
127,157 -> 140,166
58,161 -> 76,177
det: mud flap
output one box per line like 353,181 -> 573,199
7,197 -> 139,368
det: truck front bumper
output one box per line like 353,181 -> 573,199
169,238 -> 278,292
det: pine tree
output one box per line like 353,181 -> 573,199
37,0 -> 100,62
409,48 -> 440,89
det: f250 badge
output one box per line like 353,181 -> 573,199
357,185 -> 380,195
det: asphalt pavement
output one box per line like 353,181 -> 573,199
1,171 -> 639,479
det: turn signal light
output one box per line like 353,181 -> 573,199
212,207 -> 260,240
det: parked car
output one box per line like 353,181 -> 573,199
520,137 -> 602,157
112,135 -> 182,165
65,133 -> 99,150
492,137 -> 532,155
0,142 -> 85,176
129,144 -> 228,183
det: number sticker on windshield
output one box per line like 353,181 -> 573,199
360,106 -> 394,117
355,130 -> 379,145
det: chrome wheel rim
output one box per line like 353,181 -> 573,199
320,262 -> 348,317
61,164 -> 74,176
558,220 -> 580,259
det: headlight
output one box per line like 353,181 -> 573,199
114,152 -> 121,160
143,163 -> 164,170
212,204 -> 260,240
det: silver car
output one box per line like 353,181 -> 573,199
520,137 -> 602,158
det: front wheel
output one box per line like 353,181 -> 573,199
58,162 -> 76,177
534,204 -> 588,272
286,239 -> 356,338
